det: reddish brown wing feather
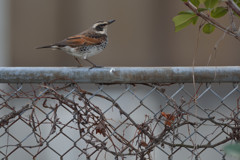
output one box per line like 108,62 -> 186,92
37,32 -> 106,49
57,35 -> 103,47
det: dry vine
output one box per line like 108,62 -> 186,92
0,82 -> 239,159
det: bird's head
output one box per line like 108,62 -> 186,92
92,20 -> 115,34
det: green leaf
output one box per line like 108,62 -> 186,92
233,0 -> 240,16
224,143 -> 240,159
198,8 -> 208,12
204,0 -> 219,9
211,7 -> 228,18
235,1 -> 240,8
178,11 -> 194,15
190,0 -> 200,7
192,16 -> 199,24
202,23 -> 215,34
234,0 -> 240,5
173,13 -> 198,32
177,11 -> 199,25
199,0 -> 206,3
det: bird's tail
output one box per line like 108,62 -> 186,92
36,45 -> 58,49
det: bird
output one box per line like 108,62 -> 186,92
36,20 -> 115,68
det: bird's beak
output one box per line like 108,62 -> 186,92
107,20 -> 115,25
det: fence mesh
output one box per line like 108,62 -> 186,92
0,81 -> 239,160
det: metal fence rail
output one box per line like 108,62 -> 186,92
0,66 -> 239,83
0,67 -> 239,160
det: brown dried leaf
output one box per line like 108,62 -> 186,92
139,140 -> 148,147
95,120 -> 107,137
161,112 -> 175,127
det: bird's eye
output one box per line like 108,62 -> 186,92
96,24 -> 106,31
96,25 -> 103,31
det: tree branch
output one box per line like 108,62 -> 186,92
226,0 -> 240,17
184,1 -> 240,40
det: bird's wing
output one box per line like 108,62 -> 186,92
55,34 -> 103,47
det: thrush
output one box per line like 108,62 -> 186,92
36,20 -> 115,68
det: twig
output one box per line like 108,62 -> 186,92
162,136 -> 232,149
184,1 -> 240,40
0,104 -> 31,127
226,0 -> 240,17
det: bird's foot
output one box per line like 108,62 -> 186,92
89,65 -> 103,69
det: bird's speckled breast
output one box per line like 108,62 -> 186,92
61,40 -> 108,59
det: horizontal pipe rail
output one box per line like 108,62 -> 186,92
0,66 -> 239,83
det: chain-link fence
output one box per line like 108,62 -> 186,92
0,67 -> 240,160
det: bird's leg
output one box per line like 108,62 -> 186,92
85,59 -> 102,69
74,57 -> 82,67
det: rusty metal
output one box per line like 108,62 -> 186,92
0,66 -> 239,83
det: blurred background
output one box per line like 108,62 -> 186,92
1,0 -> 240,67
